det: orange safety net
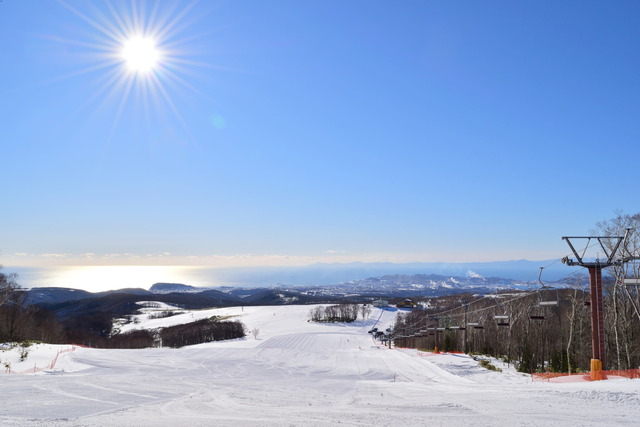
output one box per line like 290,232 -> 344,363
532,368 -> 640,382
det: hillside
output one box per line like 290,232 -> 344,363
1,304 -> 638,426
27,272 -> 545,307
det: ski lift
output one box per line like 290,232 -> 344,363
537,267 -> 559,305
621,240 -> 640,285
528,268 -> 559,320
467,315 -> 485,329
622,258 -> 640,285
528,309 -> 545,321
447,316 -> 463,330
467,322 -> 484,330
493,300 -> 510,326
494,315 -> 510,327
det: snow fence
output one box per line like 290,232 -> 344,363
5,345 -> 77,374
532,368 -> 640,383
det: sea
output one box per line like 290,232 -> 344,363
8,266 -> 224,293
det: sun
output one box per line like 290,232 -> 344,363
120,35 -> 161,74
55,0 -> 216,140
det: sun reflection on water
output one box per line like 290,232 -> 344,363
20,266 -> 209,293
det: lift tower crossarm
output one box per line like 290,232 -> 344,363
561,230 -> 629,267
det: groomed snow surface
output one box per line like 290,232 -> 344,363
1,305 -> 639,426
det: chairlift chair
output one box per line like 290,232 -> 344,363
467,320 -> 484,330
528,298 -> 550,321
537,267 -> 560,305
622,250 -> 640,285
539,300 -> 558,306
528,312 -> 545,321
528,268 -> 560,320
494,315 -> 510,327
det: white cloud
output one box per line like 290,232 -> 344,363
41,253 -> 69,258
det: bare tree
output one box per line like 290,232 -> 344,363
0,266 -> 20,306
594,211 -> 640,369
0,266 -> 32,341
360,304 -> 371,320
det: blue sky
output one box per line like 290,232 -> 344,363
2,0 -> 639,269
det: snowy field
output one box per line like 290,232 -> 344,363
1,304 -> 639,426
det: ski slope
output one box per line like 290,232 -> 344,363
1,305 -> 639,426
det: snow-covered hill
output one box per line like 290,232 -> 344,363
1,305 -> 638,426
327,272 -> 531,296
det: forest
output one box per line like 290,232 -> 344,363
393,212 -> 640,373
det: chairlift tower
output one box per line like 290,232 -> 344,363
561,229 -> 630,380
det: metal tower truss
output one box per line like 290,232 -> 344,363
561,233 -> 627,267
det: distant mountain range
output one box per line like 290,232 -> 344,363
191,259 -> 579,287
26,269 -> 579,309
11,260 -> 580,292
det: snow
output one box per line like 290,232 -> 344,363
1,305 -> 639,426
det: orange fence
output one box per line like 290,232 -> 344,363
6,346 -> 77,374
532,368 -> 640,383
414,350 -> 464,357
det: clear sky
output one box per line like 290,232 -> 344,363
2,0 -> 639,270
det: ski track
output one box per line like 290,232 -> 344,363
1,305 -> 639,426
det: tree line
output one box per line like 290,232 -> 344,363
0,270 -> 65,343
309,303 -> 371,323
0,267 -> 245,348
